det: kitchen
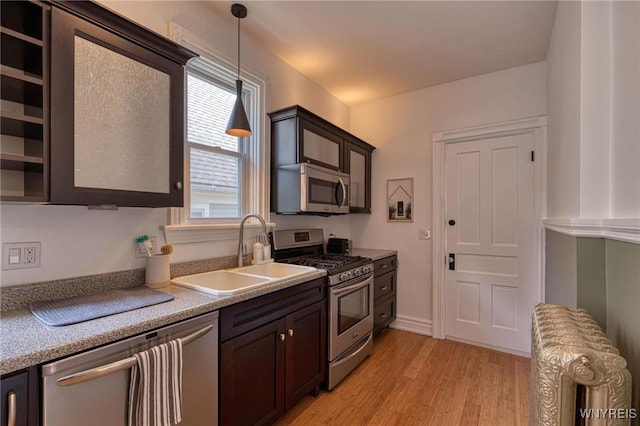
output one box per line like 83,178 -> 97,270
1,1 -> 639,425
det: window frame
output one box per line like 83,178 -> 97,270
163,22 -> 270,244
185,67 -> 247,222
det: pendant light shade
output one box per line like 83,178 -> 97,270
226,4 -> 252,137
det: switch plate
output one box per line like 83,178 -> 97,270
418,228 -> 431,240
135,235 -> 158,258
2,242 -> 41,270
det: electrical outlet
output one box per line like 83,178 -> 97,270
2,242 -> 41,270
135,235 -> 158,258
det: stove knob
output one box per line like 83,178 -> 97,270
362,265 -> 372,274
339,272 -> 349,281
353,268 -> 362,276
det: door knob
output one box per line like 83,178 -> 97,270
448,219 -> 456,226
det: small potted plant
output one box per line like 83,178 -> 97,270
136,235 -> 173,288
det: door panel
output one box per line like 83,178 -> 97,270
445,133 -> 535,353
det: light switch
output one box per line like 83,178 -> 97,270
418,228 -> 431,240
9,248 -> 20,264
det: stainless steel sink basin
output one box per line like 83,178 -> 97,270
171,263 -> 318,296
230,263 -> 316,279
171,270 -> 272,296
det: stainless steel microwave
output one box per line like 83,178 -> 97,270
273,163 -> 349,215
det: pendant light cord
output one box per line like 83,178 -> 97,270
236,15 -> 241,80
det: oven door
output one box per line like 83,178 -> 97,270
329,274 -> 374,360
302,164 -> 349,214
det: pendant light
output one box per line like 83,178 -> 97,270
225,3 -> 252,137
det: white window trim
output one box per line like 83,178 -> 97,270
163,22 -> 271,244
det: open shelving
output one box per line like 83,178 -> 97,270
1,0 -> 48,202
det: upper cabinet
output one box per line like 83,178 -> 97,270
0,1 -> 49,202
48,1 -> 197,207
343,137 -> 372,213
0,1 -> 197,207
269,105 -> 374,213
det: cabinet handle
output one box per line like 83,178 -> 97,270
380,286 -> 388,291
380,264 -> 389,269
379,313 -> 388,319
288,329 -> 294,337
279,334 -> 286,342
174,181 -> 183,190
8,391 -> 16,426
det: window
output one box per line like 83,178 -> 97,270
181,55 -> 267,225
187,71 -> 243,219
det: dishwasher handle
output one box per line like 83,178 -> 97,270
56,324 -> 214,387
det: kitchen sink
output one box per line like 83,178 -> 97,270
230,263 -> 316,279
171,270 -> 273,296
171,263 -> 318,296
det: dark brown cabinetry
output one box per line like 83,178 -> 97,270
48,1 -> 196,207
0,1 -> 49,202
1,1 -> 196,206
373,255 -> 397,336
269,105 -> 374,213
1,367 -> 38,426
220,278 -> 326,425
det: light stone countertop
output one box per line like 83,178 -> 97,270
0,269 -> 325,375
351,248 -> 398,262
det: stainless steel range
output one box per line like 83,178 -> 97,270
271,228 -> 374,390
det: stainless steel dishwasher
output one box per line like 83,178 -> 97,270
41,311 -> 218,426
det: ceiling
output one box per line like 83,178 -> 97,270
205,1 -> 558,106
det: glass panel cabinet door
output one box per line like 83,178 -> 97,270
73,36 -> 171,194
299,118 -> 343,171
349,149 -> 366,209
49,6 -> 189,207
344,142 -> 371,213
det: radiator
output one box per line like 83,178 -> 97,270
531,303 -> 632,426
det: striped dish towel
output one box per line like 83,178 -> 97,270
128,339 -> 183,426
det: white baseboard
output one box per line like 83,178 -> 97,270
390,315 -> 433,336
445,335 -> 531,358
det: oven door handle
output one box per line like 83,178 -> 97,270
332,333 -> 373,368
55,324 -> 214,387
332,276 -> 372,296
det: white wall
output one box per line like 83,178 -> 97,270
0,1 -> 350,286
546,0 -> 640,220
610,2 -> 640,218
546,1 -> 582,219
349,62 -> 547,329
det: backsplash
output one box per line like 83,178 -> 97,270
0,255 -> 238,312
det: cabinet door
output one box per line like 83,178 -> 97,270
221,319 -> 286,426
299,117 -> 343,171
284,301 -> 326,411
344,142 -> 372,213
49,7 -> 185,207
1,372 -> 28,426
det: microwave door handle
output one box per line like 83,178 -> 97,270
338,178 -> 347,208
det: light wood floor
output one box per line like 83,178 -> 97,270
277,329 -> 531,426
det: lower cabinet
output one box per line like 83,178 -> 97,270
373,255 -> 398,336
220,279 -> 326,425
1,366 -> 37,426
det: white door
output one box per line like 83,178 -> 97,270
445,133 -> 536,354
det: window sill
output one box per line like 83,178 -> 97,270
162,222 -> 276,244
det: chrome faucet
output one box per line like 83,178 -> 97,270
237,214 -> 267,267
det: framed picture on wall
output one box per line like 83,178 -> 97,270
387,178 -> 413,222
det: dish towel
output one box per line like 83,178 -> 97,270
128,339 -> 183,426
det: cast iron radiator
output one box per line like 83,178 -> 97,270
531,303 -> 632,426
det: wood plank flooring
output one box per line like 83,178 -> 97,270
277,329 -> 530,426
